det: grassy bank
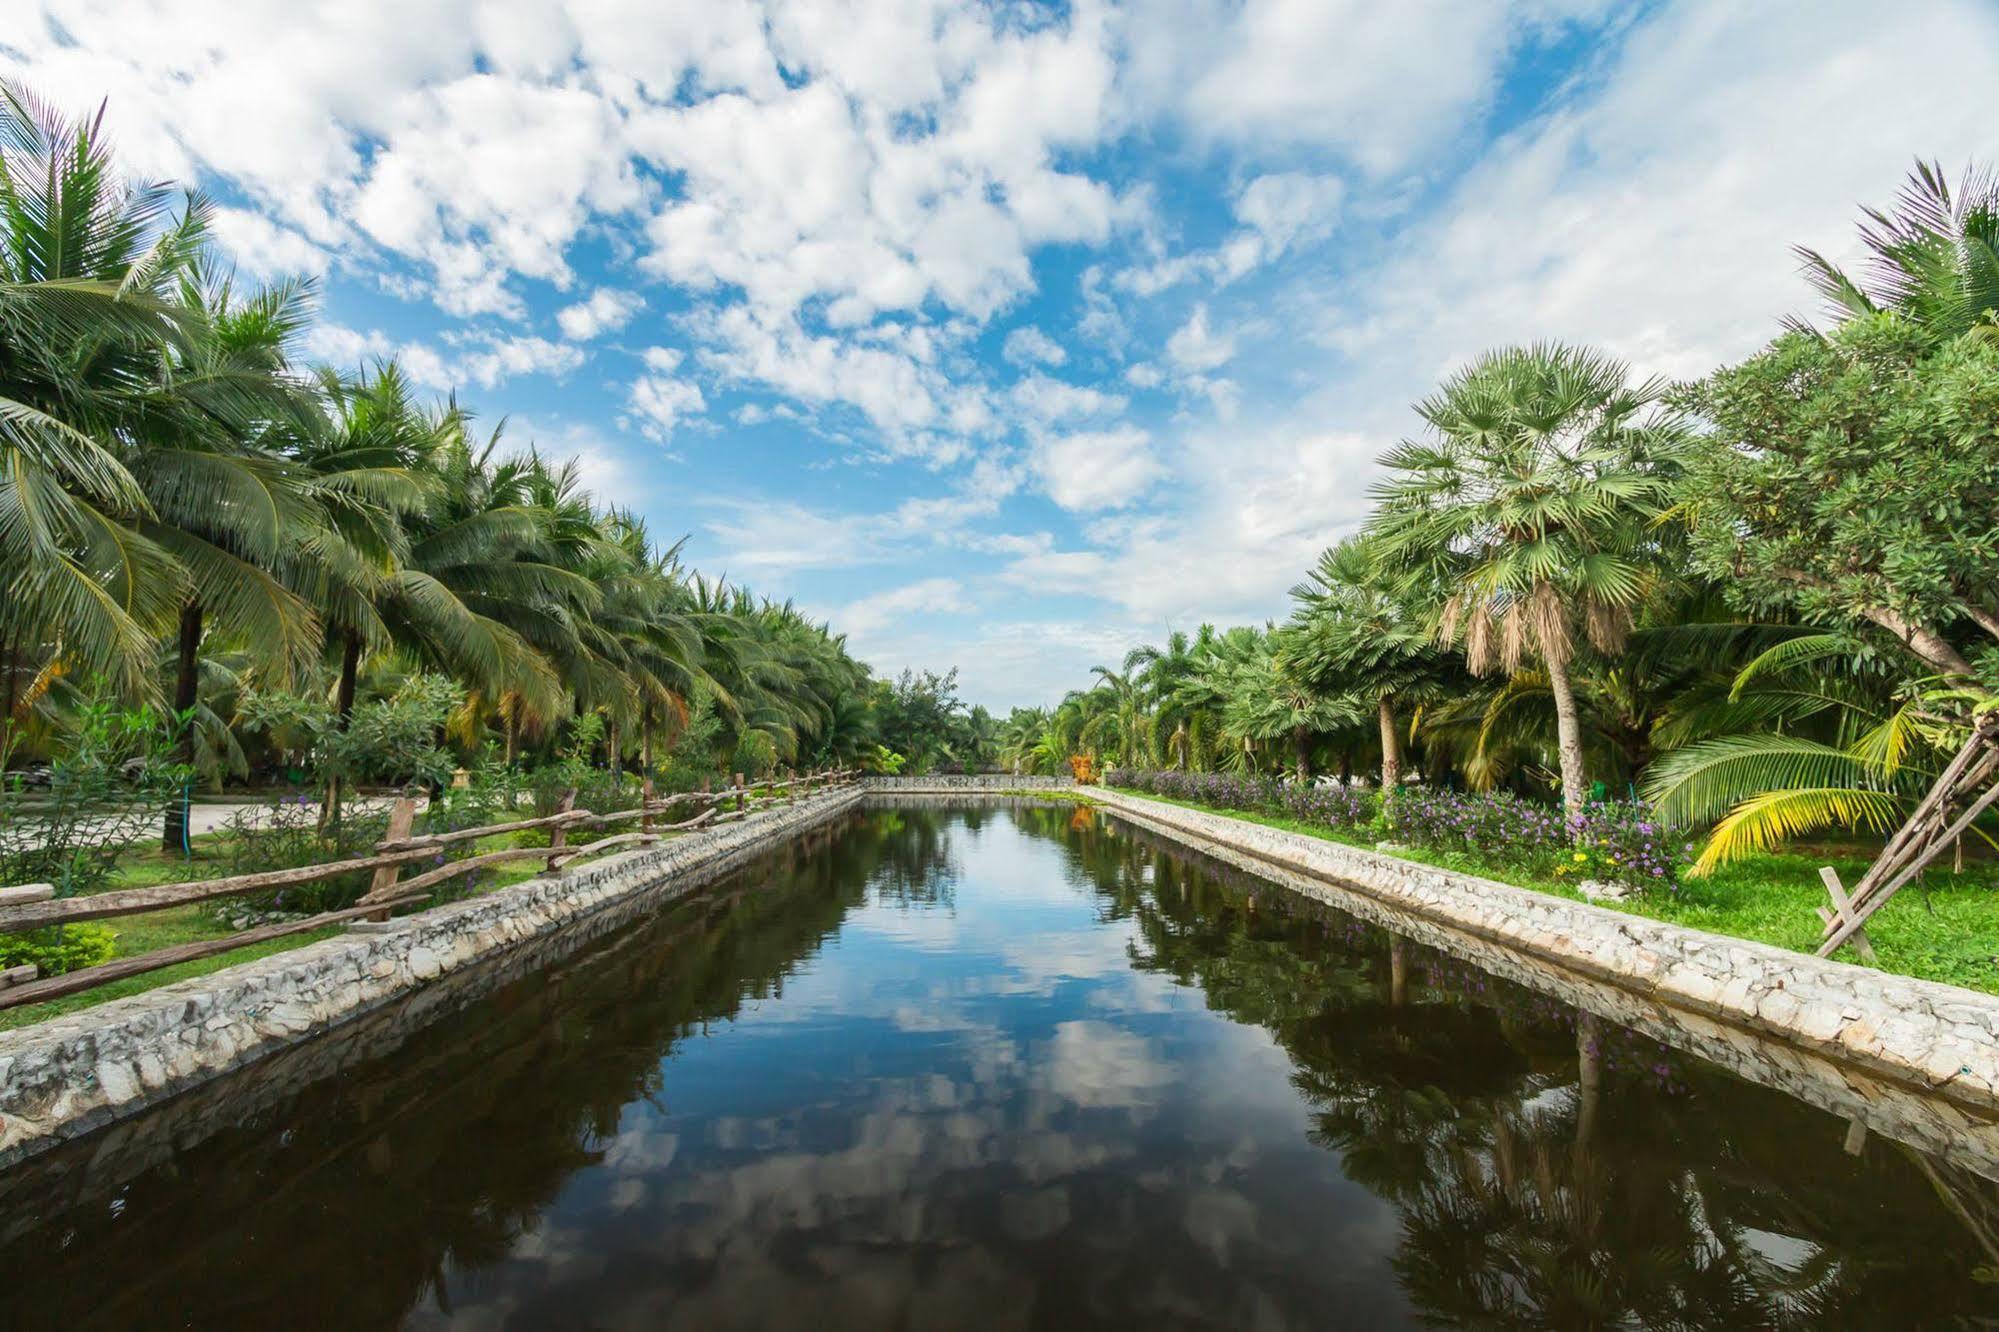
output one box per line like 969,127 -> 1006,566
1101,788 -> 1999,996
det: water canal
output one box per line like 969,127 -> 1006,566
2,802 -> 1993,1328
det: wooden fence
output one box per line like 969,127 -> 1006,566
0,768 -> 860,1012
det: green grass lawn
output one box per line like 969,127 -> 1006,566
1100,788 -> 1999,996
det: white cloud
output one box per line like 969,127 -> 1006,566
1003,325 -> 1068,367
1031,426 -> 1163,512
1009,374 -> 1125,424
627,373 -> 707,440
1233,172 -> 1344,260
296,322 -> 579,389
299,321 -> 394,368
556,287 -> 644,340
1124,0 -> 1603,171
833,577 -> 968,638
209,207 -> 330,279
453,333 -> 586,388
1164,305 -> 1235,372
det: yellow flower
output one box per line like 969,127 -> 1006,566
1572,852 -> 1588,862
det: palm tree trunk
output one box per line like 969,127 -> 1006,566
1293,724 -> 1310,782
1543,648 -> 1590,822
163,602 -> 202,851
1377,695 -> 1402,799
323,630 -> 362,832
0,624 -> 18,768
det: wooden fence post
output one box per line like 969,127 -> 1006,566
734,773 -> 745,813
363,797 -> 418,922
545,789 -> 577,872
641,776 -> 655,833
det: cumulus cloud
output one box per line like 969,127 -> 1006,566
627,372 -> 707,440
1031,426 -> 1163,512
16,0 -> 1999,711
556,287 -> 644,340
1164,306 -> 1235,372
1003,325 -> 1069,367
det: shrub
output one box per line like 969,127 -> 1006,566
0,692 -> 192,897
1390,788 -> 1569,861
1558,801 -> 1696,893
1105,768 -> 1374,828
220,795 -> 390,914
1108,768 -> 1692,894
0,923 -> 117,976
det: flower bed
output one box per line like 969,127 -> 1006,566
1104,770 -> 1691,893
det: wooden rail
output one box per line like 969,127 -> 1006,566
0,768 -> 858,1011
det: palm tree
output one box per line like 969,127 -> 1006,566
1796,159 -> 1999,340
1127,630 -> 1205,769
1220,630 -> 1365,780
138,267 -> 329,846
0,83 -> 195,749
1290,534 -> 1452,800
1367,343 -> 1684,819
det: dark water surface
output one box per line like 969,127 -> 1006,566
3,804 -> 1996,1329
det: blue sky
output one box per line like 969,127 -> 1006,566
8,1 -> 1998,709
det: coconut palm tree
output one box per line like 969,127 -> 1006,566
1367,343 -> 1684,819
1290,534 -> 1455,799
0,83 -> 198,749
1127,630 -> 1205,769
1795,159 -> 1999,340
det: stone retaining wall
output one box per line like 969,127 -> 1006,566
864,774 -> 1075,793
1090,787 -> 1999,1112
0,786 -> 864,1170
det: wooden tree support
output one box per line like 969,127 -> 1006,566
1817,723 -> 1999,959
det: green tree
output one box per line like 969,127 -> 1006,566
1368,343 -> 1684,818
1678,314 -> 1999,686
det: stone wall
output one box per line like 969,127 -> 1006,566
0,786 -> 864,1170
863,774 -> 1075,793
1089,787 -> 1999,1115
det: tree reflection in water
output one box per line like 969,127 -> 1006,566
0,804 -> 1992,1330
1062,808 -> 1999,1328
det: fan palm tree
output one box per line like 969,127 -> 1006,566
1221,630 -> 1366,780
1367,343 -> 1684,819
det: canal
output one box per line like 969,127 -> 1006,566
1,802 -> 1992,1328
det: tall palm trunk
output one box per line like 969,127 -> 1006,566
322,630 -> 362,831
1293,724 -> 1310,782
163,602 -> 202,851
0,624 -> 18,767
1377,695 -> 1402,802
1543,646 -> 1590,822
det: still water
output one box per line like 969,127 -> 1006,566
3,803 -> 1995,1329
